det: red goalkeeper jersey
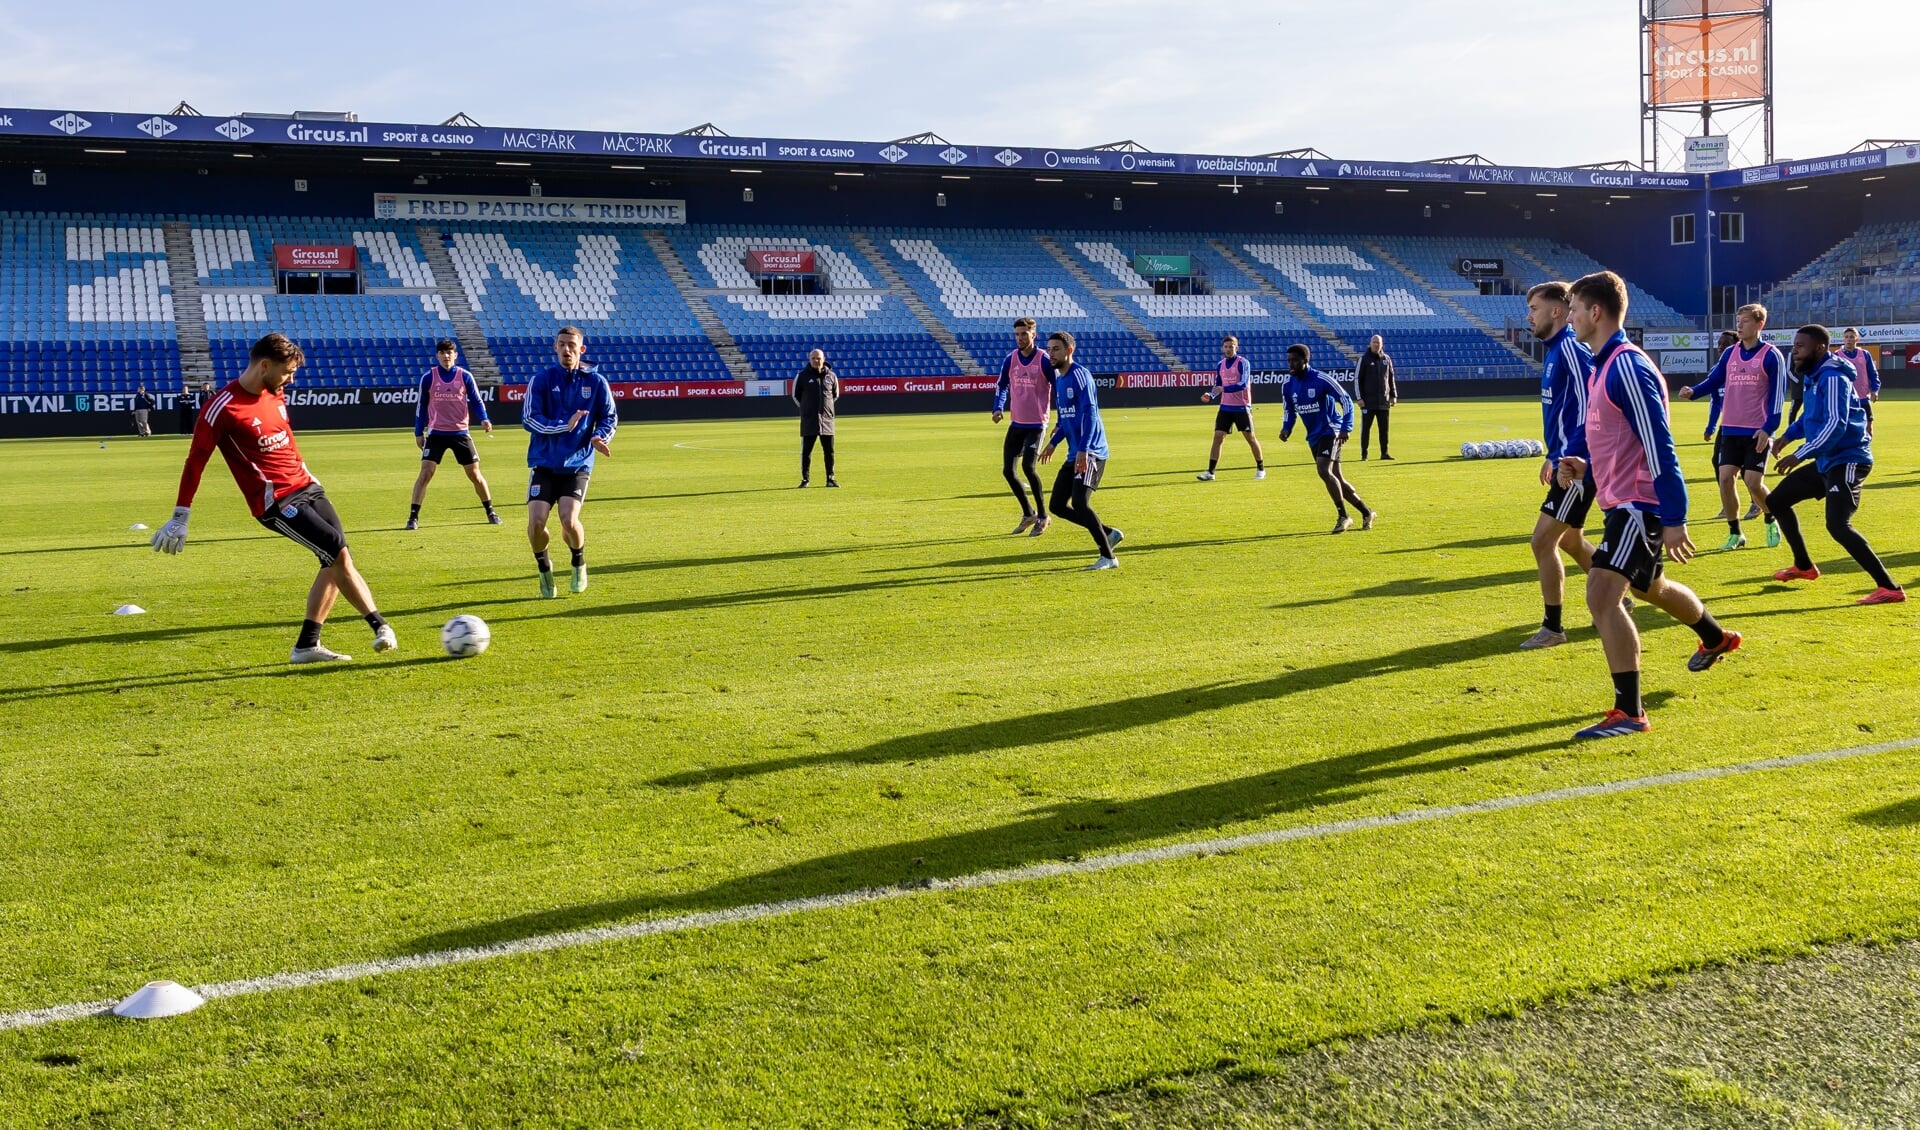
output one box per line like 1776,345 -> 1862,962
175,381 -> 316,517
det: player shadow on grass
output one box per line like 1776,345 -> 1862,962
409,568 -> 1057,622
0,532 -> 281,558
0,620 -> 289,654
1852,796 -> 1920,827
1269,569 -> 1541,608
650,625 -> 1532,789
406,697 -> 1672,956
0,655 -> 448,703
428,535 -> 997,587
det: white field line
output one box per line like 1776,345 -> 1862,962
5,734 -> 1917,1033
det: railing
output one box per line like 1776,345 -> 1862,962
1714,273 -> 1920,333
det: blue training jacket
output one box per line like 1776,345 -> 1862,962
1540,325 -> 1593,462
523,363 -> 617,471
1047,362 -> 1108,460
1779,355 -> 1872,473
1279,368 -> 1354,445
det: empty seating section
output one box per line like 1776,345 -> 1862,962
1508,239 -> 1693,329
1061,232 -> 1348,369
664,225 -> 957,378
11,210 -> 1786,395
1761,222 -> 1920,326
874,229 -> 1166,373
204,295 -> 454,388
187,217 -> 437,290
443,224 -> 727,382
1,215 -> 178,394
1367,236 -> 1527,330
1228,239 -> 1528,377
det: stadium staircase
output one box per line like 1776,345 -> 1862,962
639,229 -> 759,381
849,232 -> 984,375
1504,242 -> 1563,289
1035,235 -> 1185,371
1206,239 -> 1361,365
415,227 -> 502,384
160,222 -> 218,388
1364,242 -> 1540,373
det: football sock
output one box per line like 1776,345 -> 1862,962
364,612 -> 389,632
408,504 -> 421,520
1256,460 -> 1265,470
1690,610 -> 1727,649
535,551 -> 552,574
1543,604 -> 1563,633
1727,518 -> 1741,535
1611,670 -> 1642,717
296,619 -> 323,650
1208,458 -> 1218,473
482,499 -> 496,515
570,547 -> 585,568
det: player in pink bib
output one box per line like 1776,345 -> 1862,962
1557,272 -> 1741,741
1196,335 -> 1266,481
408,339 -> 497,529
1676,303 -> 1783,551
1833,327 -> 1881,435
992,317 -> 1056,535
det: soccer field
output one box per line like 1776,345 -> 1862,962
4,396 -> 1920,1127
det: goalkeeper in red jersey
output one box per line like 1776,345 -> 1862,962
150,333 -> 396,663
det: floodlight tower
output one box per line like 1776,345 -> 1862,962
1640,0 -> 1773,172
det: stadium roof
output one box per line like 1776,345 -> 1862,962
1,103 -> 1914,193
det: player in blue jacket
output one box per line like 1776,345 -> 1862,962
1766,325 -> 1904,604
523,325 -> 617,597
1279,344 -> 1373,533
1522,281 -> 1599,649
1039,331 -> 1124,570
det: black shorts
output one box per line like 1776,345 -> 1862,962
258,483 -> 347,567
1824,461 -> 1869,508
1004,424 -> 1043,462
1310,435 -> 1340,461
1712,432 -> 1767,474
527,466 -> 590,505
1540,469 -> 1597,528
422,432 -> 479,466
1593,508 -> 1665,593
1053,453 -> 1106,491
1214,408 -> 1253,434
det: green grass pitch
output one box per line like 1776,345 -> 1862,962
3,395 -> 1919,1127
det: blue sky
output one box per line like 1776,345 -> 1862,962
1,1 -> 1912,168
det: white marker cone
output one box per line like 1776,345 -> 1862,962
112,981 -> 203,1020
129,523 -> 149,531
112,605 -> 146,616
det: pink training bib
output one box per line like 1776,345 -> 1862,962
1587,343 -> 1667,512
1718,344 -> 1775,431
1217,356 -> 1252,408
1003,349 -> 1051,428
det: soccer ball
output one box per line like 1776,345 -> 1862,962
441,615 -> 491,658
1460,442 -> 1478,459
1476,442 -> 1498,459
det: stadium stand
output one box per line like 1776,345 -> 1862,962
6,210 -> 1750,397
442,225 -> 730,383
663,225 -> 959,378
1,216 -> 179,396
1752,221 -> 1920,327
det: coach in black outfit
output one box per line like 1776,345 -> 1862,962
1355,335 -> 1398,460
794,348 -> 840,487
